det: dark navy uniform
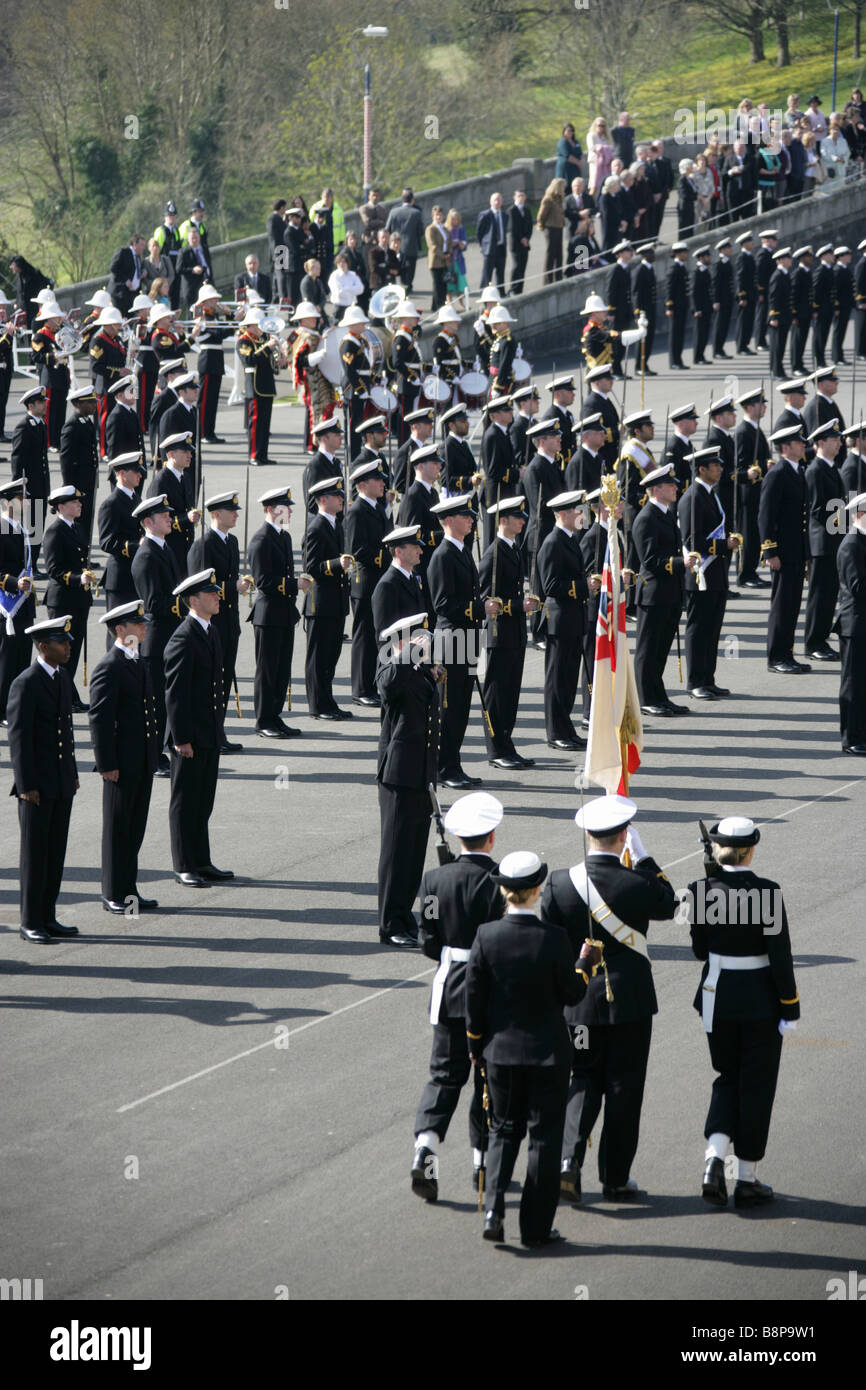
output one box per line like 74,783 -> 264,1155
754,244 -> 774,349
106,400 -> 145,468
390,329 -> 423,444
302,511 -> 350,716
98,482 -> 140,620
537,522 -> 588,745
803,448 -> 845,657
89,330 -> 127,455
88,640 -> 160,906
247,520 -> 300,733
427,535 -> 484,782
131,535 -> 184,754
399,480 -> 441,619
443,431 -> 478,496
734,418 -> 769,584
632,498 -> 686,709
789,259 -> 812,374
59,410 -> 99,545
489,332 -> 516,396
565,443 -> 603,497
811,257 -> 836,368
767,265 -> 792,379
11,412 -> 50,568
479,533 -> 528,760
837,524 -> 866,749
31,327 -> 70,449
344,494 -> 388,700
758,456 -> 808,666
371,561 -> 426,641
157,400 -> 199,487
164,613 -> 225,874
691,261 -> 713,364
196,315 -> 232,439
42,515 -> 93,694
188,527 -> 243,712
341,332 -> 375,456
481,422 -> 519,549
522,452 -> 564,562
803,388 -> 845,438
735,246 -> 756,353
0,517 -> 37,719
677,479 -> 730,691
148,464 -> 196,571
665,256 -> 689,368
712,254 -> 735,356
582,387 -> 619,470
542,850 -> 676,1190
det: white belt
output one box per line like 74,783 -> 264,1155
430,946 -> 471,1024
701,952 -> 770,1033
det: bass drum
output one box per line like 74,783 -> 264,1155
512,357 -> 532,383
457,370 -> 488,409
318,325 -> 344,386
370,384 -> 397,415
420,374 -> 451,408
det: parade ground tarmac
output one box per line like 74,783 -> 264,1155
1,346 -> 864,1304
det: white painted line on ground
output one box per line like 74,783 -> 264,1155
117,775 -> 863,1114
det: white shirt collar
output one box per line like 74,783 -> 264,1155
445,534 -> 464,551
36,655 -> 58,678
697,477 -> 714,493
147,533 -> 166,547
211,524 -> 229,540
650,496 -> 668,512
60,514 -> 74,528
361,492 -> 378,509
499,534 -> 516,548
393,561 -> 413,578
555,520 -> 575,536
266,518 -> 282,532
192,612 -> 210,632
114,638 -> 139,660
323,512 -> 337,529
168,465 -> 184,481
117,484 -> 134,498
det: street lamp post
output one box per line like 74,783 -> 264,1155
357,25 -> 388,203
828,1 -> 840,112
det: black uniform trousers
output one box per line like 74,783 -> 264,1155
101,773 -> 153,904
705,1018 -> 782,1161
684,589 -> 726,689
214,614 -> 240,713
564,1018 -> 652,1188
802,554 -> 838,653
839,634 -> 866,746
635,604 -> 680,706
415,1020 -> 488,1150
693,313 -> 711,364
46,602 -> 88,692
738,483 -> 762,582
304,615 -> 344,715
812,313 -> 833,370
669,309 -> 686,369
169,746 -> 219,873
19,795 -> 74,931
0,627 -> 32,719
438,660 -> 473,776
767,564 -> 805,664
377,783 -> 430,940
544,632 -> 581,742
485,1058 -> 570,1241
350,594 -> 377,700
789,318 -> 809,375
735,297 -> 755,352
768,320 -> 789,379
253,626 -> 294,727
482,644 -> 525,758
246,396 -> 273,463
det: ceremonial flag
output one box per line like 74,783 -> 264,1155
584,519 -> 642,793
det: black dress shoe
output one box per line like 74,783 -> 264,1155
512,754 -> 535,768
522,1227 -> 565,1248
134,894 -> 159,910
442,774 -> 472,789
738,577 -> 766,589
740,346 -> 756,355
203,435 -> 225,444
665,702 -> 690,715
279,722 -> 302,737
353,696 -> 380,707
701,1156 -> 728,1206
220,740 -> 243,753
489,755 -> 525,770
102,898 -> 128,914
548,737 -> 585,750
257,725 -> 290,738
316,709 -> 354,720
733,1178 -> 774,1208
643,366 -> 657,376
199,864 -> 234,880
560,1160 -> 582,1205
843,743 -> 866,755
807,647 -> 838,662
44,921 -> 79,937
483,1211 -> 505,1242
670,363 -> 689,370
689,686 -> 720,700
714,350 -> 731,359
175,872 -> 208,886
708,684 -> 731,697
768,660 -> 811,674
602,1180 -> 639,1201
410,1147 -> 438,1202
20,925 -> 55,943
460,772 -> 482,785
641,704 -> 675,717
380,931 -> 420,948
532,639 -> 547,651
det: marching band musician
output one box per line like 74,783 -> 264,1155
481,395 -> 518,549
188,491 -> 249,748
580,293 -> 616,371
340,305 -> 376,458
431,305 -> 463,402
389,301 -> 424,445
291,300 -> 335,452
78,289 -> 113,354
237,305 -> 284,467
60,385 -> 100,547
89,600 -> 160,915
11,385 -> 50,576
194,284 -> 233,445
479,495 -> 538,769
302,476 -> 353,721
246,486 -> 305,741
487,305 -> 518,398
472,286 -> 499,373
98,452 -> 146,630
392,407 -> 434,499
89,306 -> 127,457
0,289 -> 15,445
148,303 -> 194,369
30,299 -> 70,451
344,457 -> 390,706
686,816 -> 799,1209
41,484 -> 96,712
126,293 -> 159,436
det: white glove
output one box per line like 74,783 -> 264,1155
624,824 -> 648,863
778,1019 -> 797,1036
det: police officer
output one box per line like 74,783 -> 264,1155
411,792 -> 504,1201
60,385 -> 100,546
427,494 -> 499,788
41,485 -> 95,711
371,524 -> 426,640
303,476 -> 353,719
131,493 -> 185,774
837,491 -> 866,754
537,489 -> 589,750
376,611 -> 442,948
344,457 -> 389,704
541,794 -> 676,1203
247,486 -> 306,739
677,448 -> 739,700
687,817 -> 799,1208
760,424 -> 810,673
734,387 -> 770,589
0,479 -> 37,722
188,491 -> 251,743
632,464 -> 696,715
467,850 -> 591,1245
340,305 -> 375,456
803,419 -> 845,662
479,495 -> 538,768
7,615 -> 79,942
89,600 -> 160,914
164,569 -> 234,887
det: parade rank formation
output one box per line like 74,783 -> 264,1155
8,221 -> 866,1247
